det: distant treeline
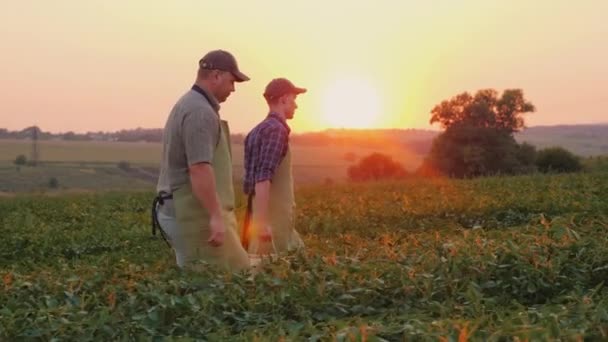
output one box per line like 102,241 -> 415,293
0,127 -> 166,143
0,126 -> 437,154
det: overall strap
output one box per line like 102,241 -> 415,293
151,192 -> 173,248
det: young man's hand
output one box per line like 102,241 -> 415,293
207,213 -> 225,247
259,225 -> 273,242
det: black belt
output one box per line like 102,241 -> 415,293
151,192 -> 173,248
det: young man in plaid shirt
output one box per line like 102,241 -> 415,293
242,78 -> 307,254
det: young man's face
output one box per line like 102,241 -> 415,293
281,93 -> 298,119
213,71 -> 236,103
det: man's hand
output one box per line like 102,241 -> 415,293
207,213 -> 225,247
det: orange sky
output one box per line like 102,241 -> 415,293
0,1 -> 606,134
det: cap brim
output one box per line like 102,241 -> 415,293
293,87 -> 307,94
232,70 -> 250,82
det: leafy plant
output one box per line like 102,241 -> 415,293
1,171 -> 607,340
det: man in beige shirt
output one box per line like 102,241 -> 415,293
154,50 -> 251,270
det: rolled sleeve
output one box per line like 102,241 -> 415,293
255,126 -> 287,183
181,110 -> 219,166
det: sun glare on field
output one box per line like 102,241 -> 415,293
320,77 -> 383,129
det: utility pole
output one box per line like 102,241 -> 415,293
30,126 -> 39,166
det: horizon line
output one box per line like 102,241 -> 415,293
3,122 -> 608,136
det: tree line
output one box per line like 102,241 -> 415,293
0,127 -> 434,154
348,88 -> 585,181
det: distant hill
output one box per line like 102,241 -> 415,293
303,124 -> 608,157
515,124 -> 608,156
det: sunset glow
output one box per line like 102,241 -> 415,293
320,77 -> 383,129
0,1 -> 606,134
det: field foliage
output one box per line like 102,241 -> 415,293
1,172 -> 608,340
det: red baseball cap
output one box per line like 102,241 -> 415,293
263,78 -> 307,101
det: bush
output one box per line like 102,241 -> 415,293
343,152 -> 357,162
48,177 -> 59,189
415,159 -> 444,178
347,153 -> 408,182
14,154 -> 27,166
516,142 -> 537,165
514,142 -> 538,174
117,161 -> 131,171
536,147 -> 582,173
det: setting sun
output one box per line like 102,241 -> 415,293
320,77 -> 383,129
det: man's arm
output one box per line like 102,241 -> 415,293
189,163 -> 224,246
252,126 -> 288,240
182,110 -> 224,246
253,180 -> 272,241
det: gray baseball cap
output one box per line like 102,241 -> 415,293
199,50 -> 250,82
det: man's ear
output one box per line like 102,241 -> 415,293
212,70 -> 222,82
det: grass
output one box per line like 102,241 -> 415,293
0,139 -> 162,164
0,163 -> 153,193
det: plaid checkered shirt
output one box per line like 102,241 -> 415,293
243,112 -> 290,195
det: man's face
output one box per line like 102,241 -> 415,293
212,71 -> 236,103
282,93 -> 298,119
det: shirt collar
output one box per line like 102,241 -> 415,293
268,112 -> 291,134
191,85 -> 221,113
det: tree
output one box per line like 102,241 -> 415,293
536,147 -> 582,173
347,153 -> 408,182
430,89 -> 535,133
426,126 -> 524,178
426,89 -> 536,178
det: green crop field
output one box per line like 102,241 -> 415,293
1,171 -> 607,340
